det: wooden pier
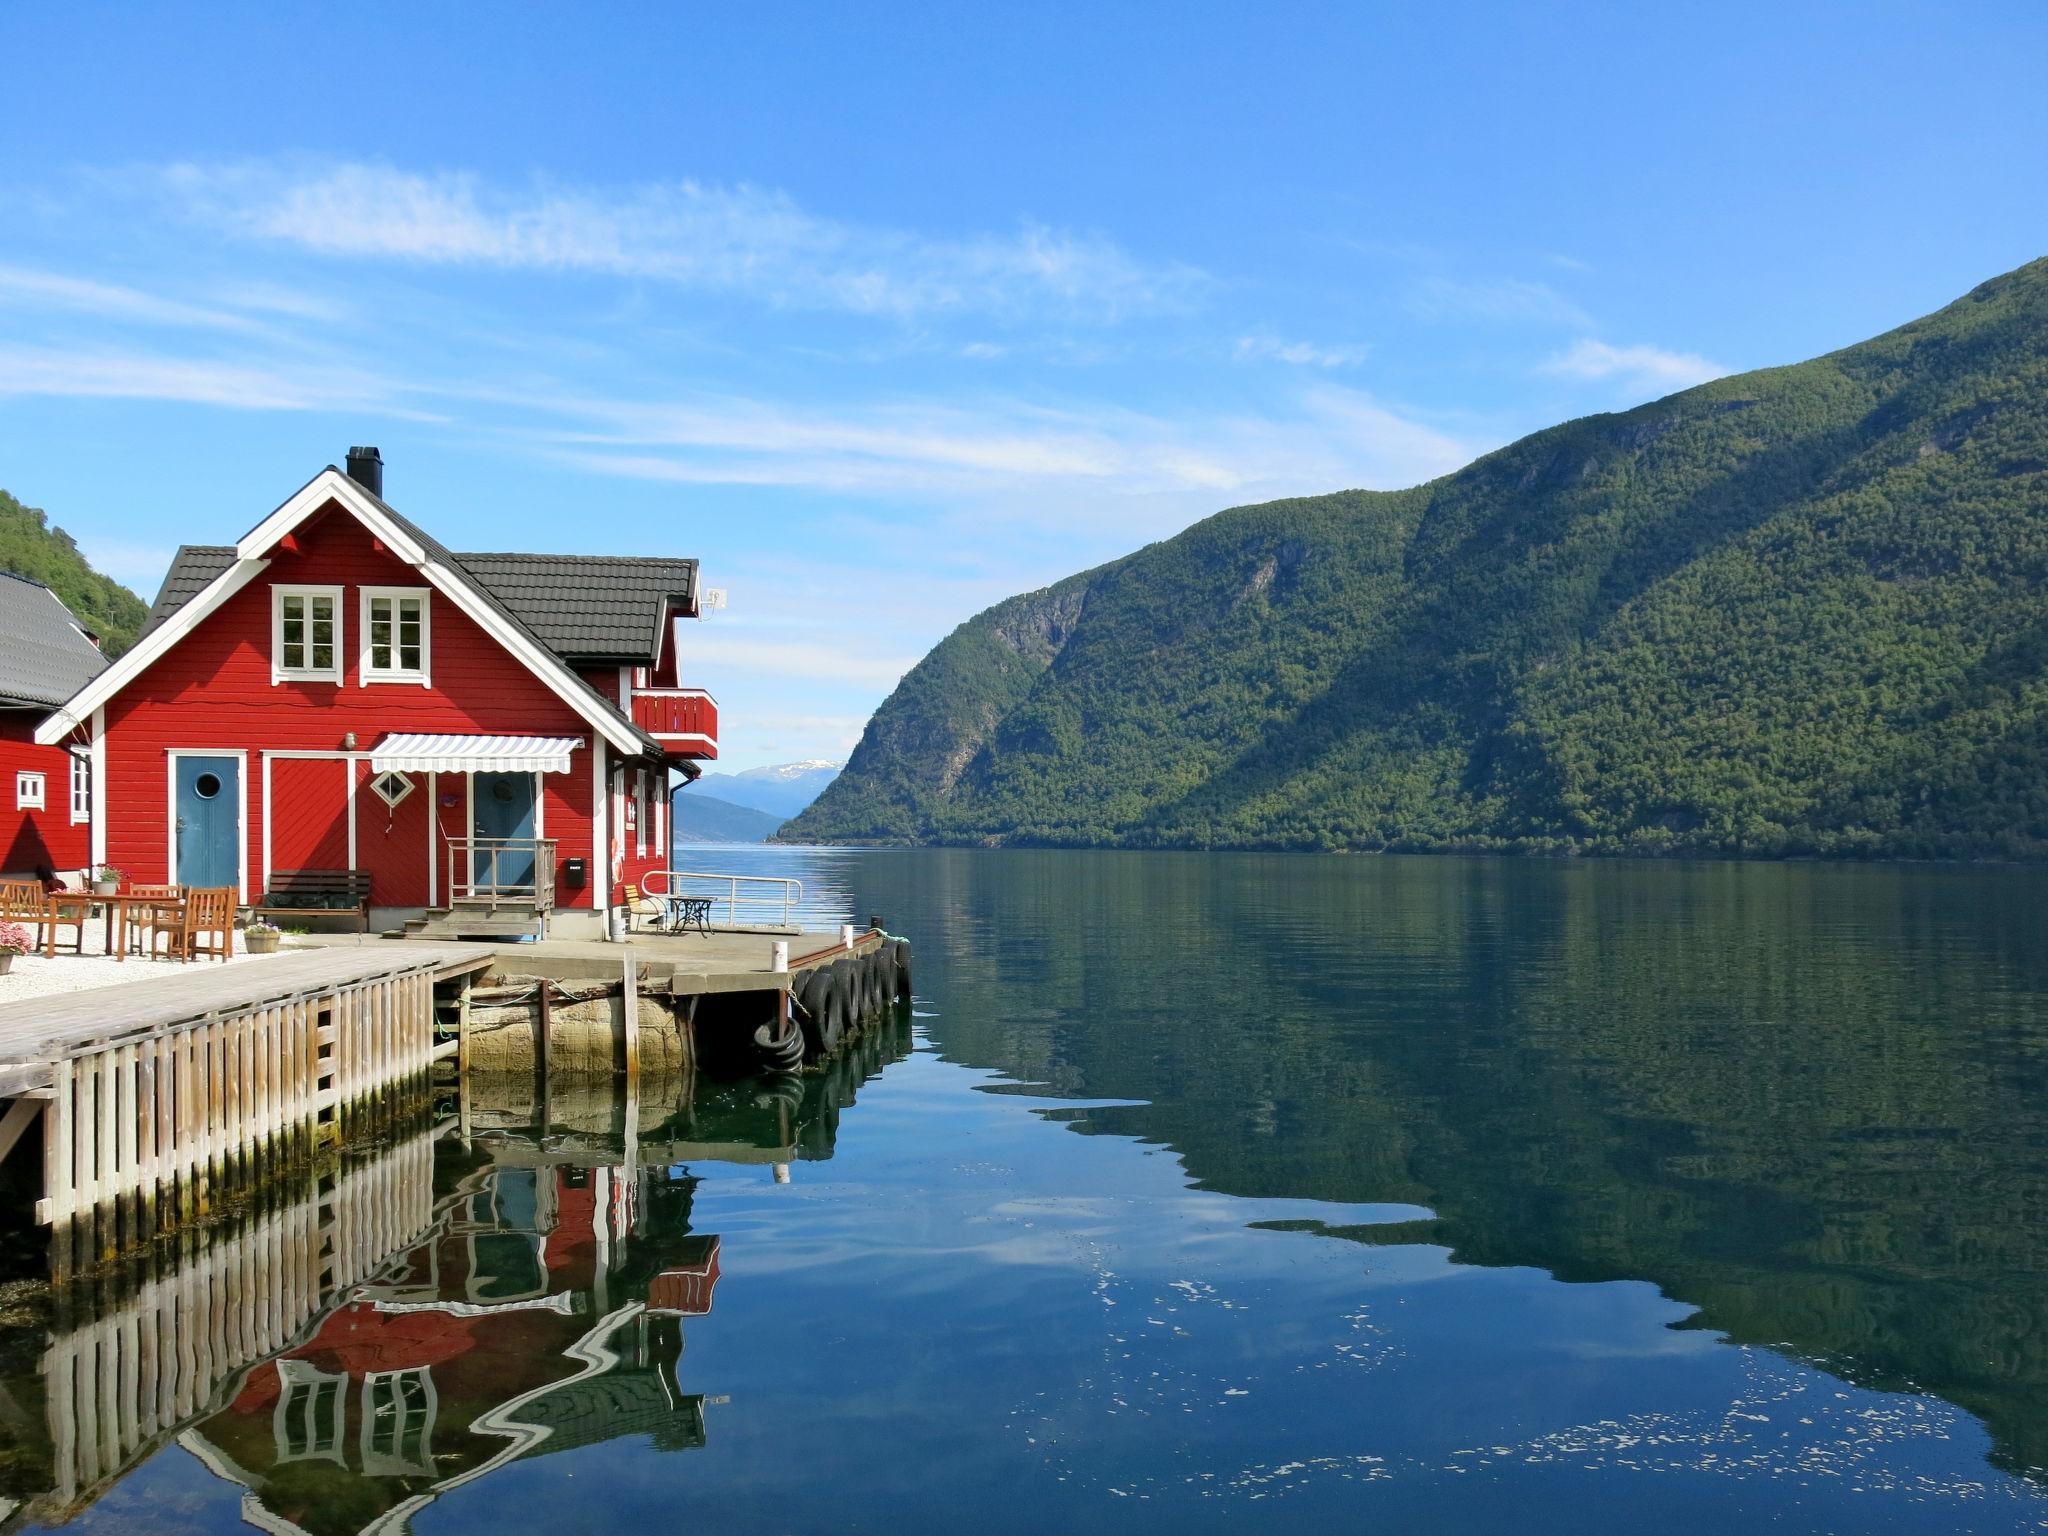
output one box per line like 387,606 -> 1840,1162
0,947 -> 488,1273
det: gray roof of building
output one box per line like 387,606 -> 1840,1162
140,471 -> 687,756
0,571 -> 108,709
452,552 -> 698,661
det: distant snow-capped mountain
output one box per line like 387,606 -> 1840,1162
686,760 -> 843,819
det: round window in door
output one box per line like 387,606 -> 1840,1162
195,773 -> 222,799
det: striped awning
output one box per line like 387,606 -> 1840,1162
369,733 -> 584,775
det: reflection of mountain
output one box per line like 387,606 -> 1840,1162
848,849 -> 2048,1480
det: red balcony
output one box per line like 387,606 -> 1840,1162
630,688 -> 719,758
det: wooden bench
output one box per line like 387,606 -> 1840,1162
254,869 -> 373,932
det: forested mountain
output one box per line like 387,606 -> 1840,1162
0,488 -> 148,656
785,257 -> 2048,859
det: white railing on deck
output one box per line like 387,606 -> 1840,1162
445,837 -> 557,912
641,869 -> 804,928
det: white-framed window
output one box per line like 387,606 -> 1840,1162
273,1360 -> 348,1465
272,585 -> 344,683
360,586 -> 431,685
68,752 -> 88,824
16,771 -> 44,811
359,1368 -> 437,1477
368,769 -> 416,810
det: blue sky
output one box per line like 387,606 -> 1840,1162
1,2 -> 2043,770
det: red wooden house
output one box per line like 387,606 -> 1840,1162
36,448 -> 717,936
0,572 -> 107,883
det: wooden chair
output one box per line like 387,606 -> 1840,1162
174,886 -> 238,963
0,878 -> 84,957
131,884 -> 186,959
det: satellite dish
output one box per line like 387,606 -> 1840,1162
701,588 -> 728,612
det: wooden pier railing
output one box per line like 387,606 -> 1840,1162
0,946 -> 487,1277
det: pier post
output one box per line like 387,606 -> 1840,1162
622,947 -> 640,1081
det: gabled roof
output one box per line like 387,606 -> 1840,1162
145,549 -> 695,663
0,571 -> 107,709
41,467 -> 667,756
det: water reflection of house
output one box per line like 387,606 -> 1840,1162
179,1155 -> 720,1536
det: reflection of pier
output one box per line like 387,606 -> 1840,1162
22,1126 -> 440,1524
0,1015 -> 914,1533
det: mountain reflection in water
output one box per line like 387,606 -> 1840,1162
0,1015 -> 911,1534
3,846 -> 2047,1534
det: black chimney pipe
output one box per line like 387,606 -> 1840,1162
346,445 -> 384,498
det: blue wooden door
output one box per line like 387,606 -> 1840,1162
472,772 -> 536,890
174,756 -> 239,888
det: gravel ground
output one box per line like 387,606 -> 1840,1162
0,913 -> 282,1003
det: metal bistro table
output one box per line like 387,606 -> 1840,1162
657,895 -> 715,936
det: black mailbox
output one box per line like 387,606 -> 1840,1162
562,857 -> 587,889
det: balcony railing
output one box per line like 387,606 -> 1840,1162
445,837 -> 557,913
630,688 -> 719,757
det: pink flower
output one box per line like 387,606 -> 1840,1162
0,923 -> 35,955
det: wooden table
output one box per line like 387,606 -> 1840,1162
92,894 -> 189,962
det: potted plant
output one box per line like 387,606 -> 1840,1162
243,917 -> 282,955
0,922 -> 32,974
91,865 -> 122,898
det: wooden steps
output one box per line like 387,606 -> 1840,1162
401,901 -> 547,941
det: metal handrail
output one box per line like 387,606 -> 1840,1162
641,868 -> 803,928
446,837 -> 557,913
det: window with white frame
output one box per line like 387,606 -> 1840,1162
361,587 -> 430,684
273,586 -> 343,683
360,1368 -> 437,1476
68,752 -> 88,824
15,771 -> 44,811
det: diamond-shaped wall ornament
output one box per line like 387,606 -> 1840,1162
369,770 -> 416,810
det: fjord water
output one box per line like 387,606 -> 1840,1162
13,850 -> 2048,1534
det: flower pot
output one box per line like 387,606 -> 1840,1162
244,930 -> 281,955
0,951 -> 15,975
91,881 -> 117,897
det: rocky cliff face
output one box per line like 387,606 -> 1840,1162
785,257 -> 2048,859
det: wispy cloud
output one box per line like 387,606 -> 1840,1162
684,635 -> 921,690
538,383 -> 1476,505
1233,330 -> 1370,368
1408,274 -> 1591,328
147,160 -> 1209,323
1541,338 -> 1729,394
0,342 -> 431,416
0,264 -> 268,334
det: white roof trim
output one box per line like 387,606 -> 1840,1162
38,467 -> 645,755
34,557 -> 269,744
370,733 -> 584,774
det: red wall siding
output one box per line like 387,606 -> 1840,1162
0,713 -> 89,877
268,757 -> 351,871
355,758 -> 435,907
101,504 -> 601,904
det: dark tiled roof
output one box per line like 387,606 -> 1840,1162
454,552 -> 697,661
139,473 -> 688,756
145,545 -> 234,632
0,571 -> 108,709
